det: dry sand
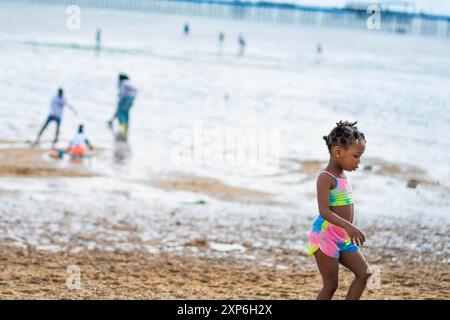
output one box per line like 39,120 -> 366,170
0,245 -> 447,300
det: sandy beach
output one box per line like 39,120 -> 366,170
1,1 -> 449,300
0,145 -> 448,300
0,242 -> 448,300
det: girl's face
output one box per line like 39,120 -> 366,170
333,139 -> 366,171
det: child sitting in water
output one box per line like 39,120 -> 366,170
307,121 -> 372,300
68,124 -> 93,158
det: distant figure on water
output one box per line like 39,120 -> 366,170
107,74 -> 137,138
96,28 -> 102,50
238,34 -> 246,56
306,121 -> 371,300
183,23 -> 190,36
218,32 -> 225,54
34,88 -> 77,146
317,42 -> 322,54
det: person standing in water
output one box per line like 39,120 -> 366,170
107,74 -> 137,135
95,28 -> 102,50
317,42 -> 322,54
183,23 -> 190,36
238,34 -> 246,56
34,88 -> 77,146
218,32 -> 225,55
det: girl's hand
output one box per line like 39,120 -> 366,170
344,224 -> 366,246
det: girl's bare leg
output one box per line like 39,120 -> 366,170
339,251 -> 372,300
313,249 -> 339,300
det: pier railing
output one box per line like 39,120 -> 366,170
25,0 -> 450,37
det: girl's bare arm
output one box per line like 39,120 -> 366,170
316,173 -> 365,245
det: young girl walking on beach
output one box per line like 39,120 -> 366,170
307,121 -> 372,300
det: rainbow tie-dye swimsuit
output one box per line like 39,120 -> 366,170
307,171 -> 359,258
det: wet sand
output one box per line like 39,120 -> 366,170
284,157 -> 444,189
271,157 -> 448,204
152,175 -> 282,206
0,147 -> 99,178
0,244 -> 448,300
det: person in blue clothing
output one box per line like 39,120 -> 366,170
183,23 -> 190,36
34,88 -> 77,145
107,74 -> 137,135
96,28 -> 102,50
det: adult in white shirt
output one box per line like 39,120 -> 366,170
35,88 -> 77,145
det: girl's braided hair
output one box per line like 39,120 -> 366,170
323,121 -> 366,152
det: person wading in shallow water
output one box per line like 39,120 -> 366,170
34,88 -> 78,147
107,73 -> 137,138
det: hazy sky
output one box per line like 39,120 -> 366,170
265,0 -> 450,16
